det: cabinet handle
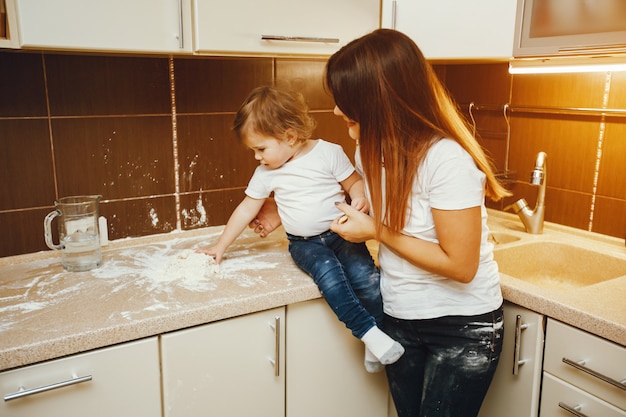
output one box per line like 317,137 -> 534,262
562,357 -> 626,391
269,316 -> 280,377
512,314 -> 529,375
177,0 -> 184,49
558,401 -> 589,417
4,374 -> 92,402
391,0 -> 398,30
261,35 -> 339,44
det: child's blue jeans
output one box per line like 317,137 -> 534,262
384,305 -> 504,417
287,230 -> 382,339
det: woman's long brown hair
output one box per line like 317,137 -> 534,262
325,29 -> 510,236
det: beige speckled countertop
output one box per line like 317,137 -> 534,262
0,227 -> 321,372
1,210 -> 624,372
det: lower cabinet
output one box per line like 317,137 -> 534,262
478,301 -> 545,417
161,299 -> 390,417
540,373 -> 625,417
0,337 -> 161,417
161,307 -> 286,417
286,299 -> 389,417
540,319 -> 626,417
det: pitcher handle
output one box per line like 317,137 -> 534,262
44,209 -> 63,250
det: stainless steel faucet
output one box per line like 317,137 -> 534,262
506,152 -> 547,234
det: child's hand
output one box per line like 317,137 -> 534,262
350,196 -> 370,214
196,246 -> 224,264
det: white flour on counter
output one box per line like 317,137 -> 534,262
90,238 -> 281,292
0,235 -> 290,332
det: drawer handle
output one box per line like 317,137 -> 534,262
4,374 -> 93,402
261,35 -> 340,43
562,357 -> 626,391
558,401 -> 589,417
512,314 -> 529,375
558,402 -> 589,417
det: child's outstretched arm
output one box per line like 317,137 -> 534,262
197,196 -> 266,264
340,171 -> 370,214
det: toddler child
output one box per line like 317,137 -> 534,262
197,86 -> 404,372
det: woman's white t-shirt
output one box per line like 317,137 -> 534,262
357,138 -> 502,319
246,139 -> 355,237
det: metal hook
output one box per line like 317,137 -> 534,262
503,104 -> 511,174
469,102 -> 477,137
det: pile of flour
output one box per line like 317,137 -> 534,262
161,249 -> 220,282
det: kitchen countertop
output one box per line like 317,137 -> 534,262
0,227 -> 321,372
1,210 -> 624,372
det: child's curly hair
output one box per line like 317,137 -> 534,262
233,86 -> 317,143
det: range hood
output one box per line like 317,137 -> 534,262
510,0 -> 626,73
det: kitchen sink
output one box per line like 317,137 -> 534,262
494,241 -> 626,289
488,232 -> 521,245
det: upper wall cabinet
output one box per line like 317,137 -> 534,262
0,0 -> 19,48
381,0 -> 517,61
192,0 -> 380,57
11,0 -> 193,54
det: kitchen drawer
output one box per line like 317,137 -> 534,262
540,373 -> 625,417
544,319 -> 626,410
0,337 -> 161,417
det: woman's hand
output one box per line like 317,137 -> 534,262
330,203 -> 377,243
248,198 -> 281,238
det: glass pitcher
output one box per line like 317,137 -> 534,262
44,195 -> 102,272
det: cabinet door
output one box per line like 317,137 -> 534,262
544,319 -> 626,410
540,373 -> 626,417
478,302 -> 545,417
193,0 -> 379,56
0,337 -> 161,417
381,0 -> 517,60
14,0 -> 192,53
286,299 -> 389,417
161,307 -> 285,417
0,0 -> 19,48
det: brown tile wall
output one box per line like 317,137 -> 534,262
0,51 -> 353,257
0,52 -> 624,258
443,63 -> 626,240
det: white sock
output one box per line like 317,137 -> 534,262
365,347 -> 378,363
361,326 -> 405,365
364,347 -> 385,373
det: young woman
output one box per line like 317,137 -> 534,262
326,29 -> 511,417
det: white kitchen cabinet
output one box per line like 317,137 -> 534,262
381,0 -> 517,60
478,301 -> 545,417
540,373 -> 626,417
192,0 -> 379,57
286,299 -> 389,417
540,319 -> 626,416
161,300 -> 390,417
161,307 -> 286,417
0,0 -> 18,48
0,337 -> 161,417
12,0 -> 193,53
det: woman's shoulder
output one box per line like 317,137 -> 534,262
428,138 -> 471,160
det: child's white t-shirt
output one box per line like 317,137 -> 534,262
246,139 -> 355,237
357,138 -> 503,319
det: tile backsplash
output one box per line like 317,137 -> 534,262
0,51 -> 351,257
1,51 -> 625,257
